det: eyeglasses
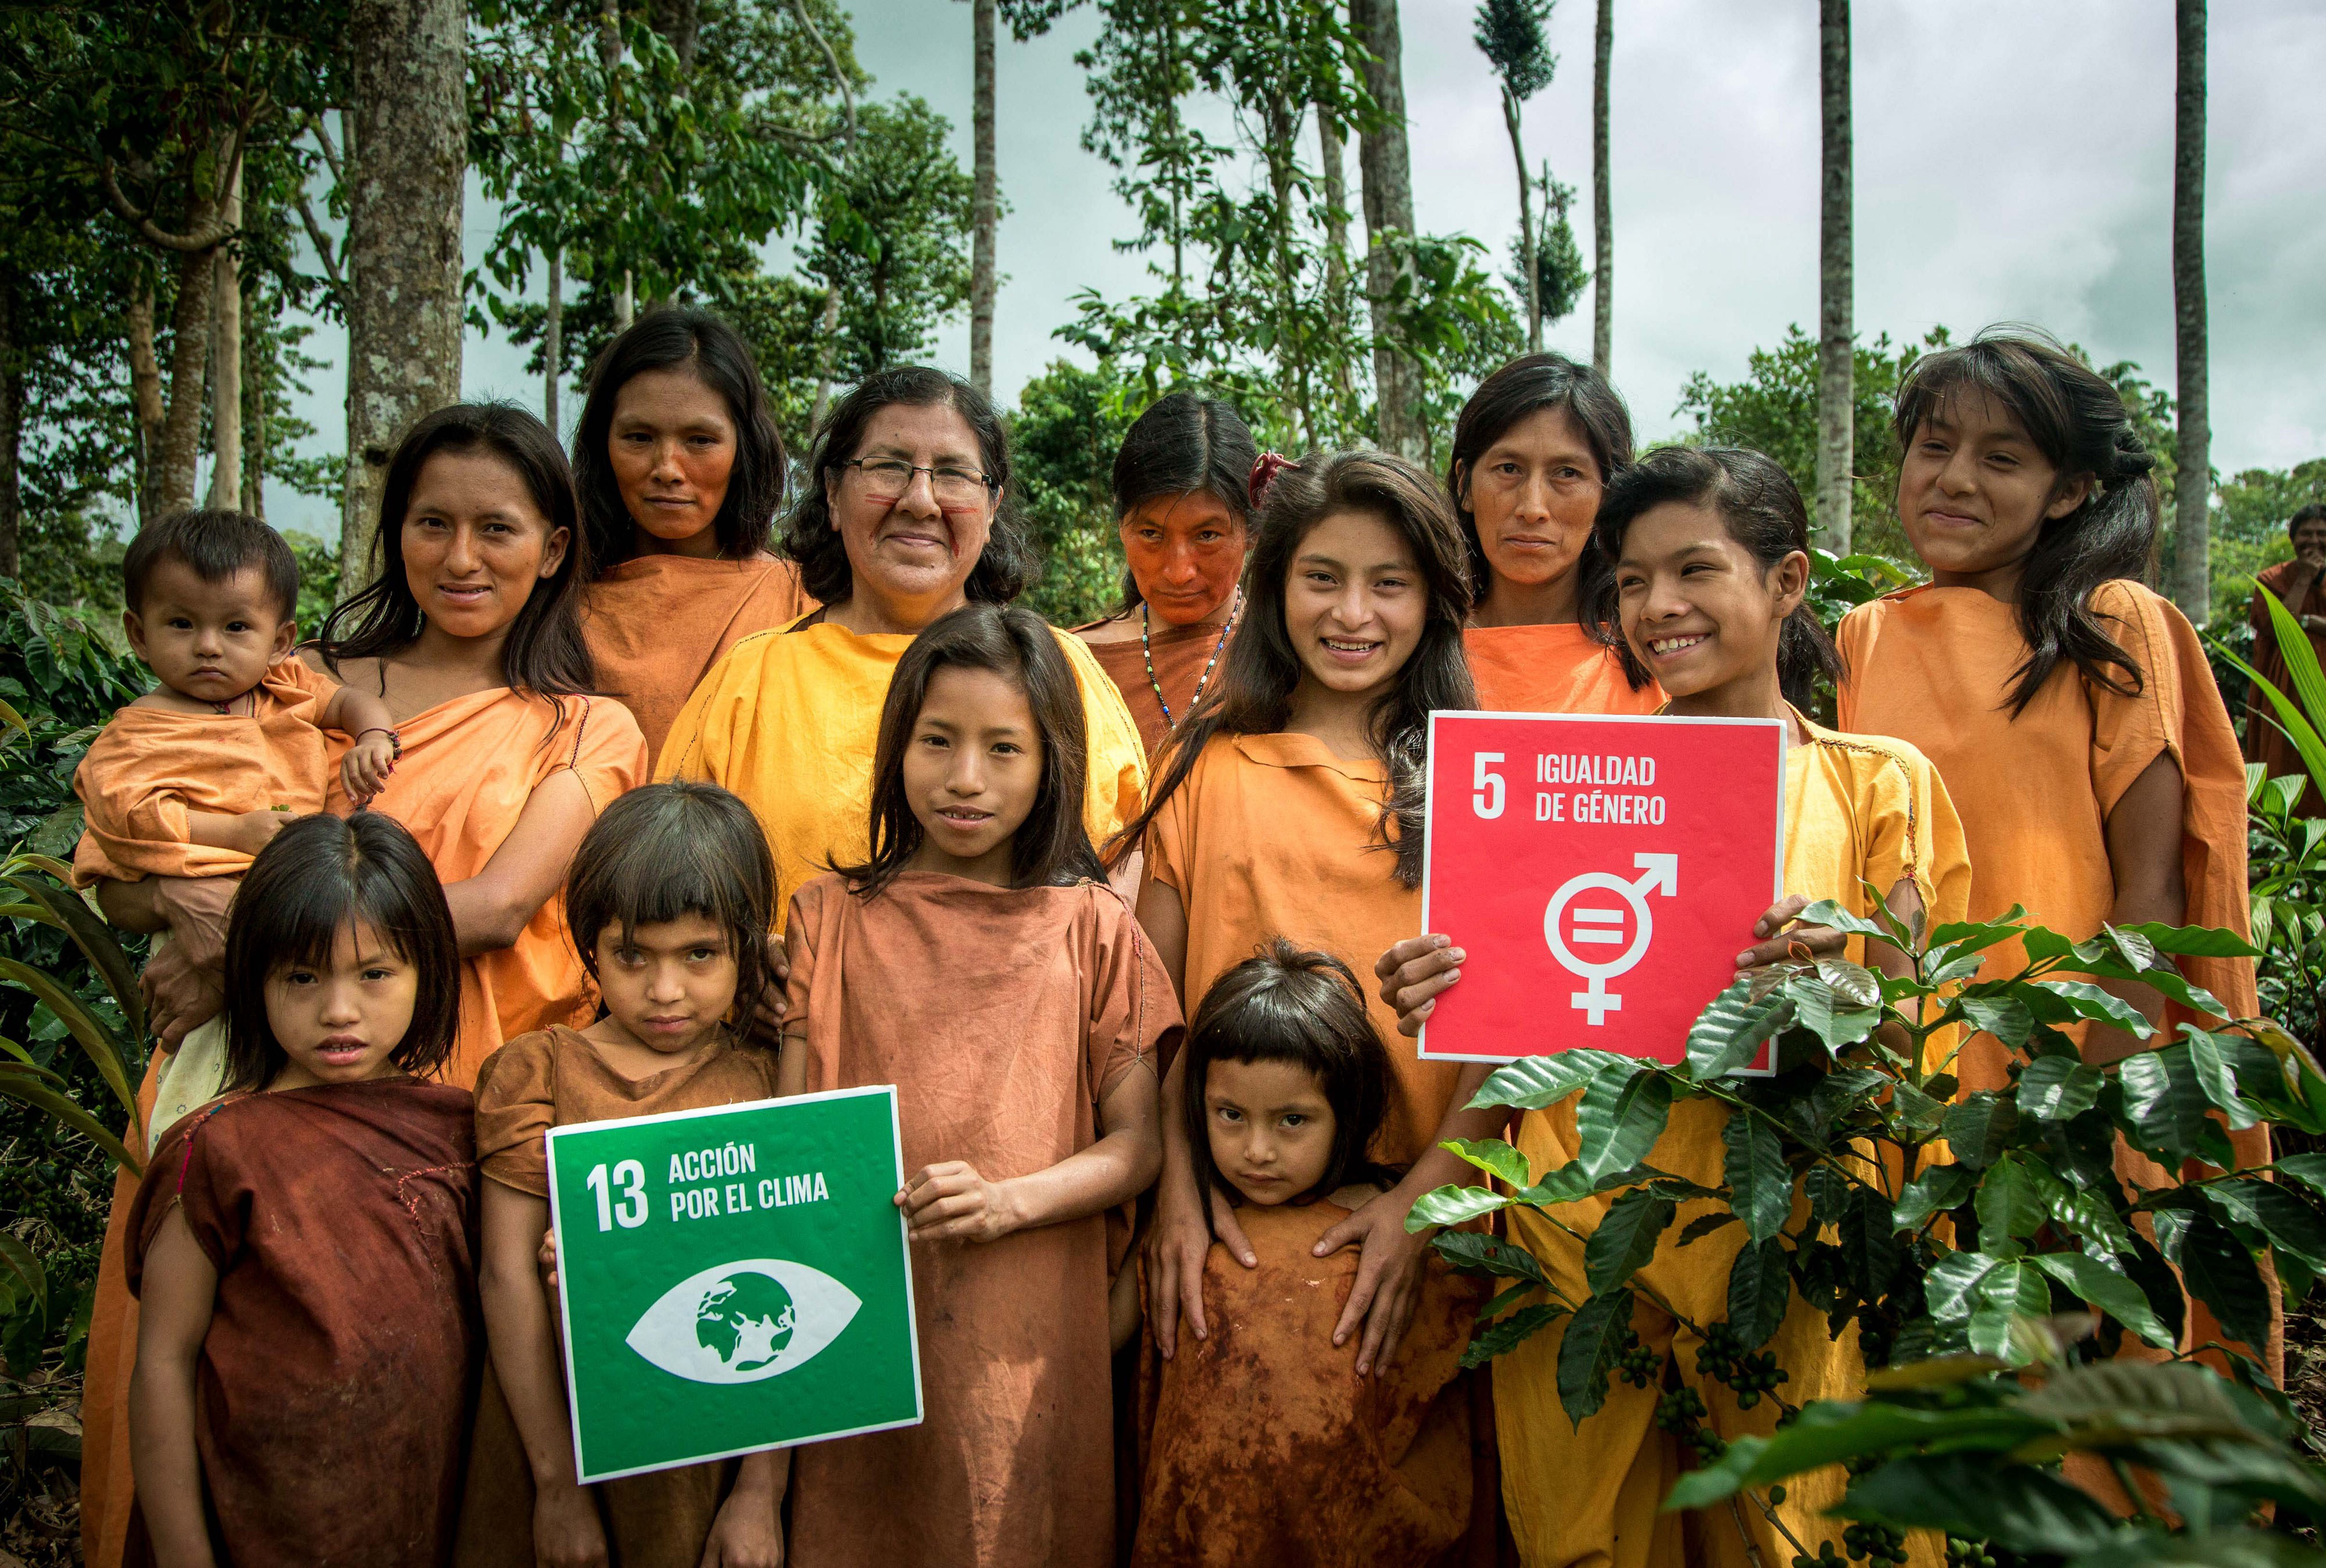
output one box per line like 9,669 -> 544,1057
838,458 -> 996,509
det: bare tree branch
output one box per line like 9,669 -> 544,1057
296,191 -> 347,295
790,0 -> 857,145
100,159 -> 230,253
308,113 -> 344,187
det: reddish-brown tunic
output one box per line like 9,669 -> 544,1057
123,1080 -> 481,1568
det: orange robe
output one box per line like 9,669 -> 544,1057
1077,613 -> 1239,758
1145,732 -> 1451,1163
70,659 -> 341,885
780,872 -> 1182,1568
1462,622 -> 1663,717
1130,1199 -> 1482,1568
2242,558 -> 2326,813
582,553 -> 813,763
456,1027 -> 782,1567
1836,581 -> 2276,1392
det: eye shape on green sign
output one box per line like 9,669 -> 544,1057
625,1259 -> 864,1385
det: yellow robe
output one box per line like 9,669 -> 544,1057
1493,713 -> 1971,1568
657,616 -> 1148,910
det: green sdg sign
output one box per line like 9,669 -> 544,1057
545,1085 -> 923,1482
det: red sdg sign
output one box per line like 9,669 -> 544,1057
1418,712 -> 1785,1069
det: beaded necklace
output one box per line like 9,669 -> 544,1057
1143,588 -> 1240,731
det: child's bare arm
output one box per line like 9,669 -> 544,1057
699,1449 -> 787,1567
185,809 -> 287,857
480,1182 -> 609,1568
320,684 -> 400,804
897,1063 -> 1162,1245
129,1208 -> 220,1568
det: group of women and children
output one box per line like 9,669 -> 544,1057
62,306 -> 2261,1568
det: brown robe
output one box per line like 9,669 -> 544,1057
582,554 -> 814,764
1077,612 -> 1238,759
2243,557 -> 2326,813
1130,1200 -> 1481,1568
780,872 -> 1183,1568
122,1080 -> 481,1568
455,1027 -> 782,1567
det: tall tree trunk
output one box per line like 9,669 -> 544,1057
1318,109 -> 1357,417
1351,0 -> 1421,460
2171,0 -> 2210,624
969,0 -> 997,396
0,273 -> 20,580
340,0 -> 468,594
127,283 -> 167,527
545,245 -> 563,437
248,330 -> 267,524
811,286 -> 840,434
615,269 -> 634,334
208,161 -> 244,511
1591,0 -> 1612,378
1503,88 -> 1538,352
158,240 -> 219,517
1813,0 -> 1853,553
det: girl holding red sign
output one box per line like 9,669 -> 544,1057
1380,446 -> 1971,1568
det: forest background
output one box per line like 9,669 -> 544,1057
1,0 -> 2325,1558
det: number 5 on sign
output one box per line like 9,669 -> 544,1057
1473,752 -> 1505,819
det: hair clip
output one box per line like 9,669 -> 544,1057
1248,452 -> 1296,509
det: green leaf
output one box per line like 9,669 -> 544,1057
1968,1259 -> 2052,1356
1442,1137 -> 1531,1190
1889,1078 -> 1949,1135
2029,1252 -> 2177,1349
2017,1055 -> 2105,1120
1811,1067 -> 1888,1130
1725,1236 -> 1791,1349
2183,1028 -> 2261,1131
1515,1163 -> 1601,1208
1406,1184 -> 1510,1231
2118,920 -> 2264,960
2274,1151 -> 2326,1201
1923,1249 -> 1997,1324
0,1233 -> 44,1313
1676,1211 -> 1739,1247
1961,994 -> 2036,1049
0,1073 -> 141,1173
1974,1155 -> 2047,1250
1839,1454 -> 2122,1556
2032,978 -> 2154,1035
2069,1531 -> 2326,1568
1789,976 -> 1879,1052
0,955 -> 138,1125
1584,1189 -> 1676,1297
1939,1092 -> 2020,1169
2203,1180 -> 2326,1273
1458,1301 -> 1568,1369
1575,1066 -> 1673,1181
2177,1210 -> 2275,1352
1683,975 -> 1792,1081
1845,1185 -> 1907,1298
1895,1163 -> 1977,1231
1,869 -> 148,1053
1556,1288 -> 1633,1424
2033,1169 -> 2138,1257
1817,958 -> 1883,1008
1432,1231 -> 1554,1289
1661,1434 -> 1766,1509
2120,1046 -> 2213,1164
1721,1109 -> 1790,1244
1471,1051 -> 1637,1110
1671,1402 -> 2051,1506
1792,898 -> 1895,941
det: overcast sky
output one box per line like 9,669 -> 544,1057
264,0 -> 2326,538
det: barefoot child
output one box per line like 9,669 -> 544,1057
1130,943 -> 1479,1568
1379,447 -> 1971,1567
125,812 -> 477,1568
458,780 -> 787,1567
779,602 -> 1177,1568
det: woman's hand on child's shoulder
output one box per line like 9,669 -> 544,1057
896,1160 -> 1023,1245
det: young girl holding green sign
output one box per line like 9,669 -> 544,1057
126,812 -> 478,1568
459,780 -> 787,1568
777,602 -> 1176,1568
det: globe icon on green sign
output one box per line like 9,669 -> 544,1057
695,1273 -> 798,1371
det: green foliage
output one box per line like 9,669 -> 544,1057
2206,462 -> 2326,634
1506,172 -> 1589,329
1425,893 -> 2323,1555
1474,0 -> 1556,102
1007,359 -> 1137,628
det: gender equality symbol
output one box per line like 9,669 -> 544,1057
1542,853 -> 1679,1024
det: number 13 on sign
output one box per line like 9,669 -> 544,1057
586,1160 -> 650,1231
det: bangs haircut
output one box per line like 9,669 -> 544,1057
574,308 -> 787,569
563,781 -> 779,1041
1109,448 -> 1476,887
123,509 -> 301,623
220,812 -> 461,1093
1588,445 -> 1842,708
1182,941 -> 1397,1219
1891,326 -> 2160,716
839,602 -> 1100,898
1107,391 -> 1259,613
784,365 -> 1036,607
317,402 -> 598,711
2289,503 -> 2326,542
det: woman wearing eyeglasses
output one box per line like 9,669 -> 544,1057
656,364 -> 1147,911
573,308 -> 815,760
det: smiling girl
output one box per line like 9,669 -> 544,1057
1075,392 -> 1259,756
459,782 -> 786,1568
126,813 -> 477,1568
777,603 -> 1176,1568
575,310 -> 814,760
1382,445 -> 1970,1567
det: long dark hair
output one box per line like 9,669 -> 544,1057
836,603 -> 1102,898
573,308 -> 787,569
1590,446 -> 1841,709
1183,941 -> 1399,1217
1892,327 -> 2159,716
1108,391 -> 1258,613
1110,449 -> 1476,888
784,366 -> 1036,606
563,781 -> 779,1043
316,402 -> 597,699
220,813 -> 461,1092
1447,353 -> 1638,660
